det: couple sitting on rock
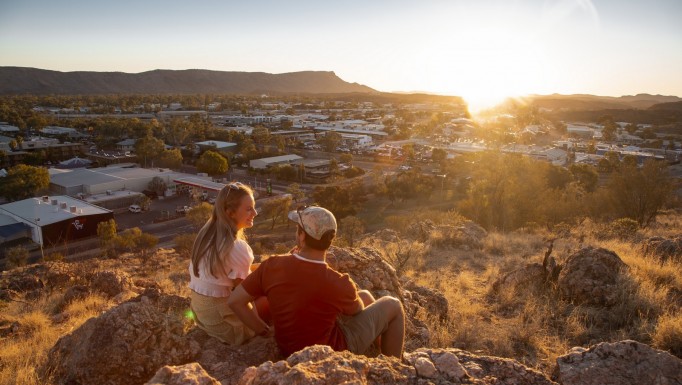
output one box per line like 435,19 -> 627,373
188,182 -> 405,358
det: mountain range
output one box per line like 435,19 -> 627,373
523,93 -> 682,111
0,67 -> 376,95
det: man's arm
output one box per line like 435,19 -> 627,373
228,286 -> 270,335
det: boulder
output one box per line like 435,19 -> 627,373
642,235 -> 682,262
237,345 -> 557,385
557,247 -> 628,306
552,340 -> 682,385
326,246 -> 403,298
326,246 -> 438,350
0,261 -> 78,293
187,328 -> 281,385
146,363 -> 220,385
88,270 -> 135,298
492,263 -> 548,294
43,292 -> 199,385
402,279 -> 449,322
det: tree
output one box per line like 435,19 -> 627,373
286,183 -> 306,203
317,131 -> 342,152
251,126 -> 271,147
606,160 -> 673,227
135,133 -> 165,167
312,181 -> 366,219
260,195 -> 293,229
148,176 -> 167,197
97,219 -> 118,257
0,164 -> 49,201
157,148 -> 183,169
240,138 -> 258,162
187,202 -> 213,229
569,163 -> 599,192
196,150 -> 228,176
431,148 -> 447,163
340,216 -> 364,247
339,153 -> 353,166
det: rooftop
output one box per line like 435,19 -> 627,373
0,195 -> 111,226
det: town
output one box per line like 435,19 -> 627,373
0,93 -> 680,265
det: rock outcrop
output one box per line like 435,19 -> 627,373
146,363 -> 220,385
557,247 -> 628,306
552,340 -> 682,385
234,345 -> 556,385
43,290 -> 199,385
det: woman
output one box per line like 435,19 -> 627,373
188,182 -> 268,344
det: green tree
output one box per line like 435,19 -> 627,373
135,133 -> 165,167
0,164 -> 49,201
187,202 -> 213,229
339,216 -> 364,247
317,131 -> 342,152
569,163 -> 599,192
251,126 -> 271,147
196,150 -> 228,176
339,153 -> 353,166
148,176 -> 167,197
97,219 -> 118,257
260,195 -> 293,229
157,148 -> 183,169
286,183 -> 306,203
240,138 -> 258,162
606,160 -> 673,227
312,181 -> 366,219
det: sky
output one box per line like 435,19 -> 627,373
1,0 -> 681,111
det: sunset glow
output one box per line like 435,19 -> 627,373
1,0 -> 680,108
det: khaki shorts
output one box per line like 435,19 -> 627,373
190,290 -> 256,345
337,299 -> 392,355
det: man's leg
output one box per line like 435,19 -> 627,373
375,297 -> 405,357
357,290 -> 380,348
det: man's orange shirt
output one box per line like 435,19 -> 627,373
241,254 -> 359,356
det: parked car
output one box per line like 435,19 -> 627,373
176,205 -> 191,215
128,204 -> 142,213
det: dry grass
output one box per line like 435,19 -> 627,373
1,212 -> 680,383
400,214 -> 682,373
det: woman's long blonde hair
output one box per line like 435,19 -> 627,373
191,182 -> 254,278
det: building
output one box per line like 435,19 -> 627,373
0,195 -> 113,246
41,126 -> 89,140
116,139 -> 137,152
49,164 -> 190,197
566,124 -> 596,139
195,140 -> 237,156
0,123 -> 20,134
250,154 -> 303,170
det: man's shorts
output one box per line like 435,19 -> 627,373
337,297 -> 393,355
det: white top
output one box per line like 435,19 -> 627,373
188,239 -> 254,297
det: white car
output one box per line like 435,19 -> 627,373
128,204 -> 142,213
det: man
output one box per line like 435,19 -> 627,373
228,205 -> 405,358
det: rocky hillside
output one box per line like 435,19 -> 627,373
1,232 -> 681,385
0,67 -> 376,95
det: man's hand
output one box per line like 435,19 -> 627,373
228,286 -> 269,335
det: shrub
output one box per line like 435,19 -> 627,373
42,252 -> 64,262
173,233 -> 195,258
607,218 -> 640,240
5,245 -> 29,268
652,312 -> 682,357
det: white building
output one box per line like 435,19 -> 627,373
0,123 -> 20,134
250,154 -> 303,170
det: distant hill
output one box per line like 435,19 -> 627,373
0,67 -> 376,95
648,101 -> 682,112
525,93 -> 682,111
